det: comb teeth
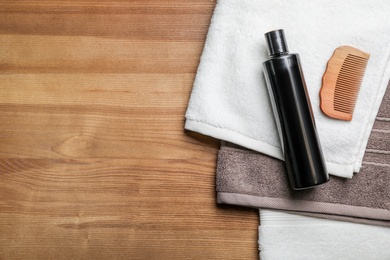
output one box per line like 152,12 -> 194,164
320,46 -> 370,121
333,54 -> 368,114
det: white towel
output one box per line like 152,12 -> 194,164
259,210 -> 390,260
185,0 -> 390,178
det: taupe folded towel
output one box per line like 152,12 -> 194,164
216,84 -> 390,227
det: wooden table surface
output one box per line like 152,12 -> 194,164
0,1 -> 259,259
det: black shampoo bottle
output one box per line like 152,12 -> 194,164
262,29 -> 329,189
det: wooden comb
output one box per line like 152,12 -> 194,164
320,46 -> 370,121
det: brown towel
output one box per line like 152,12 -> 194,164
216,84 -> 390,227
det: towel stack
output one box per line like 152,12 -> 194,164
218,86 -> 390,258
184,0 -> 390,259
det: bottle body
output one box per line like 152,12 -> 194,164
263,53 -> 329,189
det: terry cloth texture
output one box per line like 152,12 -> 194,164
259,210 -> 390,260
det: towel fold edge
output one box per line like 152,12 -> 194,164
325,162 -> 354,179
185,118 -> 283,159
354,48 -> 390,172
186,119 -> 356,178
217,192 -> 390,227
259,209 -> 382,227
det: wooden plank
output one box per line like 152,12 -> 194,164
0,1 -> 259,259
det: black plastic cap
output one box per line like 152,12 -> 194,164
265,29 -> 289,56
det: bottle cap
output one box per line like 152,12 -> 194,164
265,29 -> 289,56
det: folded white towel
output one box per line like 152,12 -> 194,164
259,210 -> 390,260
185,0 -> 390,178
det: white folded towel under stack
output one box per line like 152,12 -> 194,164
259,210 -> 390,260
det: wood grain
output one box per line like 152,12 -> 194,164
0,1 -> 259,259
